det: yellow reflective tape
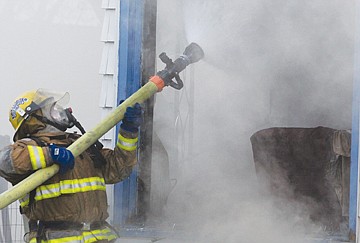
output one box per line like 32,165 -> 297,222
35,183 -> 61,200
27,145 -> 46,170
37,147 -> 46,168
34,177 -> 106,201
117,141 -> 137,151
19,194 -> 29,207
30,228 -> 117,243
117,133 -> 138,151
20,199 -> 29,207
118,133 -> 138,144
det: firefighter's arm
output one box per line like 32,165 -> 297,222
101,129 -> 138,183
0,138 -> 53,184
101,103 -> 142,183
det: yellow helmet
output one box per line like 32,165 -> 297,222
9,89 -> 70,134
9,90 -> 37,132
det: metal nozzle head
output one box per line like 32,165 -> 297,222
183,42 -> 204,64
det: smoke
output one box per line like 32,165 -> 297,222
181,0 -> 354,129
154,0 -> 355,242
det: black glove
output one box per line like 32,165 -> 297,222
120,103 -> 143,133
49,144 -> 75,174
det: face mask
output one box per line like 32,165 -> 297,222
50,103 -> 71,127
35,101 -> 76,131
49,104 -> 76,131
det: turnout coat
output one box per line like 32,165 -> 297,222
0,129 -> 138,242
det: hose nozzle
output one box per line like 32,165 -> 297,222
183,42 -> 205,64
157,42 -> 204,90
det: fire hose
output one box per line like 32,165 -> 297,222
0,42 -> 204,209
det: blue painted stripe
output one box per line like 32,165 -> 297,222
114,0 -> 143,225
349,0 -> 360,235
113,181 -> 123,223
350,94 -> 359,235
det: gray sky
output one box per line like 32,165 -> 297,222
0,0 -> 104,137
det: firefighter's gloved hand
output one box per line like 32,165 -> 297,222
49,144 -> 75,174
120,103 -> 143,133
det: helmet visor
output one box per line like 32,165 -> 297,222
32,89 -> 70,110
32,89 -> 71,127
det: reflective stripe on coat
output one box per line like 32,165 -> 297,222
0,130 -> 138,224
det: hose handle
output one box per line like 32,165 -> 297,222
156,43 -> 204,90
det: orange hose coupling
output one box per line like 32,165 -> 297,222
150,75 -> 165,92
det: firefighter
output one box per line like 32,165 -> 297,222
0,89 -> 142,243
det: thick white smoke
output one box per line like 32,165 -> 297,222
154,0 -> 355,242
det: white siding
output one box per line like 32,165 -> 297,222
99,1 -> 119,149
100,0 -> 120,222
